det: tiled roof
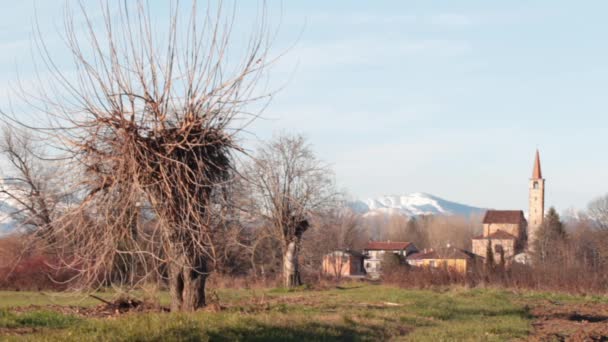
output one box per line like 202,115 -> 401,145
407,247 -> 479,260
472,230 -> 517,240
364,241 -> 412,251
482,210 -> 525,224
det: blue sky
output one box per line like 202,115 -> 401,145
0,1 -> 607,212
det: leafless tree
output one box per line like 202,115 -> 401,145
588,194 -> 608,231
0,127 -> 66,235
2,1 -> 275,311
244,134 -> 338,287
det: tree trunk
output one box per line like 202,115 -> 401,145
168,254 -> 208,311
182,255 -> 208,311
283,239 -> 301,288
168,261 -> 184,312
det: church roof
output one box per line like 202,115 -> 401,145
532,149 -> 542,179
482,210 -> 526,224
472,230 -> 517,240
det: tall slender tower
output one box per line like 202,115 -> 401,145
528,150 -> 545,249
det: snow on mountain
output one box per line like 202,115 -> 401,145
350,192 -> 486,218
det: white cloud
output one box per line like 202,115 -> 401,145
271,37 -> 472,74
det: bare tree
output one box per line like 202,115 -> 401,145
244,134 -> 338,287
2,1 -> 275,311
588,194 -> 608,231
0,127 -> 65,235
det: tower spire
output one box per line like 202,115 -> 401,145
532,149 -> 542,179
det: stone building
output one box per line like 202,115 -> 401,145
472,211 -> 526,262
472,150 -> 545,263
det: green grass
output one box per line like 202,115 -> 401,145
0,284 -> 603,341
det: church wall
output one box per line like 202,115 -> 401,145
483,223 -> 521,237
472,239 -> 516,263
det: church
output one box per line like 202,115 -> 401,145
472,150 -> 545,263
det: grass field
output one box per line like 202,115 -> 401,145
0,284 -> 607,341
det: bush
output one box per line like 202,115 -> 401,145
0,245 -> 75,291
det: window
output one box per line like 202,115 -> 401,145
533,181 -> 539,189
430,260 -> 437,268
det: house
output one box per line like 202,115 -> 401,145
322,250 -> 366,277
472,210 -> 527,263
407,246 -> 482,273
363,241 -> 418,275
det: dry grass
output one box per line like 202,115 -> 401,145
1,283 -> 605,341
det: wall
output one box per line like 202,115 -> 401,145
410,259 -> 468,273
472,238 -> 516,262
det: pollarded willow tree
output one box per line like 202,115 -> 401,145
244,134 -> 338,288
2,1 -> 275,311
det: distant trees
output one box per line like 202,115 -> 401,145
367,214 -> 479,251
485,239 -> 495,273
404,217 -> 429,248
381,252 -> 404,274
533,207 -> 567,264
588,194 -> 608,231
0,127 -> 66,236
244,134 -> 338,288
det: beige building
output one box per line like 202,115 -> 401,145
407,246 -> 482,273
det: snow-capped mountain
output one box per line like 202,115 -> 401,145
350,192 -> 486,218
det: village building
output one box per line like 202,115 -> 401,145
407,246 -> 482,273
363,241 -> 418,276
322,250 -> 366,277
472,150 -> 545,263
472,210 -> 527,262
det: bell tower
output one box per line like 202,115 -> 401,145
528,149 -> 545,249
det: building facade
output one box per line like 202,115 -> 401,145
407,246 -> 482,273
322,250 -> 366,277
363,241 -> 418,276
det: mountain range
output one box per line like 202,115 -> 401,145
0,191 -> 515,236
349,192 -> 486,218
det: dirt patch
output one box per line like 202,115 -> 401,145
527,301 -> 608,341
10,297 -> 169,318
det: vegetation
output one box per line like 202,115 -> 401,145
4,284 -> 599,341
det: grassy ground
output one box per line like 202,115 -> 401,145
0,284 -> 606,341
